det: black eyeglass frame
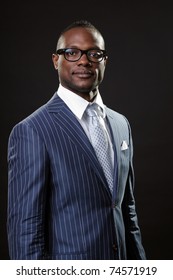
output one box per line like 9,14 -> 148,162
56,48 -> 107,63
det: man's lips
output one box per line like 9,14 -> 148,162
72,70 -> 93,78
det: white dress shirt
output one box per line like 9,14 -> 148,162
57,84 -> 114,167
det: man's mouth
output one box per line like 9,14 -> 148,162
73,70 -> 93,78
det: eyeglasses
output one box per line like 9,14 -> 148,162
56,48 -> 107,63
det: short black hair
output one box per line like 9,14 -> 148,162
56,19 -> 104,51
60,19 -> 99,36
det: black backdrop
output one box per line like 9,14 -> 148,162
1,1 -> 173,260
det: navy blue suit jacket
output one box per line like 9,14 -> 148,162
7,93 -> 146,259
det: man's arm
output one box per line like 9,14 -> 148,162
7,121 -> 49,259
122,121 -> 146,259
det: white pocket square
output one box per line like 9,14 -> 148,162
121,140 -> 128,151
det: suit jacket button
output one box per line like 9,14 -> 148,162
112,202 -> 116,208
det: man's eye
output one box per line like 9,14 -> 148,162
89,51 -> 101,58
66,50 -> 78,56
67,51 -> 74,56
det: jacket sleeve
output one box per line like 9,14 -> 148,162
7,121 -> 49,259
122,120 -> 146,259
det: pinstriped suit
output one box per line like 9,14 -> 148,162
7,92 -> 146,260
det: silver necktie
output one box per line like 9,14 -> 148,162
85,103 -> 113,192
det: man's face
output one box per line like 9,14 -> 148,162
52,27 -> 107,99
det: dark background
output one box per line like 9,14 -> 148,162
1,1 -> 173,260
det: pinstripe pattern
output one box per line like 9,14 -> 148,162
7,93 -> 146,260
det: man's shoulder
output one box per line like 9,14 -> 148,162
106,106 -> 129,123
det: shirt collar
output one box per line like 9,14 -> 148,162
57,84 -> 106,120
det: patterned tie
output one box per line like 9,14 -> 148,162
85,103 -> 113,193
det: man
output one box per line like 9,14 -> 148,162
7,20 -> 146,259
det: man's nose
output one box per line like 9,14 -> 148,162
78,53 -> 91,65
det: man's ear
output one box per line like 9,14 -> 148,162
52,53 -> 59,70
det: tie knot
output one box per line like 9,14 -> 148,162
85,103 -> 103,118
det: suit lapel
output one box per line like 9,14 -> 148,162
106,107 -> 132,204
106,108 -> 121,199
47,93 -> 109,190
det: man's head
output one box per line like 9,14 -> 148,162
52,20 -> 108,100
